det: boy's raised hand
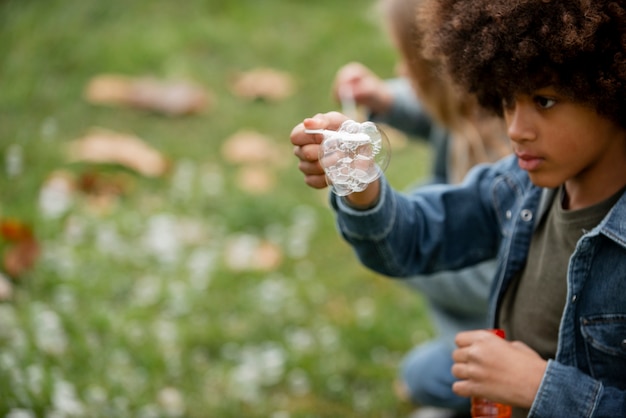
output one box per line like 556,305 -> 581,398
290,111 -> 349,189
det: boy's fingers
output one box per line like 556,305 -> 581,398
293,144 -> 321,163
303,173 -> 328,189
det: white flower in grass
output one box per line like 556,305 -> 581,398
326,374 -> 346,393
142,214 -> 181,264
220,342 -> 240,361
166,281 -> 191,316
287,369 -> 310,396
157,387 -> 185,417
51,379 -> 85,417
169,159 -> 196,202
38,172 -> 75,219
6,143 -> 23,177
52,286 -> 77,313
286,205 -> 318,259
200,164 -> 224,198
132,275 -> 162,307
353,388 -> 372,412
230,362 -> 261,403
355,297 -> 376,328
0,272 -> 13,301
84,385 -> 107,405
137,404 -> 161,418
316,324 -> 340,351
0,304 -> 18,339
229,343 -> 287,402
41,245 -> 77,278
32,305 -> 67,356
95,222 -> 125,257
25,364 -> 44,397
285,327 -> 314,354
254,275 -> 293,315
186,248 -> 217,291
259,344 -> 287,386
6,409 -> 35,418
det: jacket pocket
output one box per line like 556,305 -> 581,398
581,314 -> 626,390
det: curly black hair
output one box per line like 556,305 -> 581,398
418,0 -> 626,127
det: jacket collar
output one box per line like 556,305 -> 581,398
598,188 -> 626,248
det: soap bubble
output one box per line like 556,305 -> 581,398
307,120 -> 390,196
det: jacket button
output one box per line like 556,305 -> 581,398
520,209 -> 533,222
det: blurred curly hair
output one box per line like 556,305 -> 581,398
418,0 -> 626,128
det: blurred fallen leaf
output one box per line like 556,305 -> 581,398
224,235 -> 283,272
78,170 -> 135,197
221,130 -> 286,165
252,241 -> 283,271
1,218 -> 34,242
230,68 -> 295,102
235,166 -> 275,195
0,218 -> 40,279
67,129 -> 170,177
79,170 -> 136,216
85,74 -> 212,116
3,238 -> 40,279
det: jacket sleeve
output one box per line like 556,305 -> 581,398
529,360 -> 626,417
329,159 -> 507,278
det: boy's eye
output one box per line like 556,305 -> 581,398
534,96 -> 556,109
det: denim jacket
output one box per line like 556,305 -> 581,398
330,155 -> 626,417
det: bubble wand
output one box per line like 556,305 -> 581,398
305,120 -> 390,196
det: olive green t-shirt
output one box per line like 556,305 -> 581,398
498,186 -> 622,418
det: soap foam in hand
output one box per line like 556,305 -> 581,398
305,120 -> 390,196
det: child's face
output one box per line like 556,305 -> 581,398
503,87 -> 626,190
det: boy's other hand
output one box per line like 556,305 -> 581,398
451,329 -> 547,409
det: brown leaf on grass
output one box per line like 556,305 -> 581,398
230,68 -> 295,102
224,235 -> 283,272
221,130 -> 285,165
0,218 -> 34,242
252,241 -> 283,271
77,170 -> 135,197
67,128 -> 170,177
0,218 -> 40,279
3,238 -> 40,279
235,166 -> 275,195
84,74 -> 212,116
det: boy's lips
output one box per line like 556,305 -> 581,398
515,151 -> 544,171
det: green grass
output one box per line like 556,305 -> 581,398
0,0 -> 433,416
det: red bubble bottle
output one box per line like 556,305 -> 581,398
470,329 -> 512,418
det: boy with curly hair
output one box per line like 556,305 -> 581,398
290,0 -> 626,416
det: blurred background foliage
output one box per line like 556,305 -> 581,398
0,0 -> 433,416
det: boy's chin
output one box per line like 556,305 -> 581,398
527,172 -> 563,189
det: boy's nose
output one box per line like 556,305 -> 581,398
506,105 -> 537,143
